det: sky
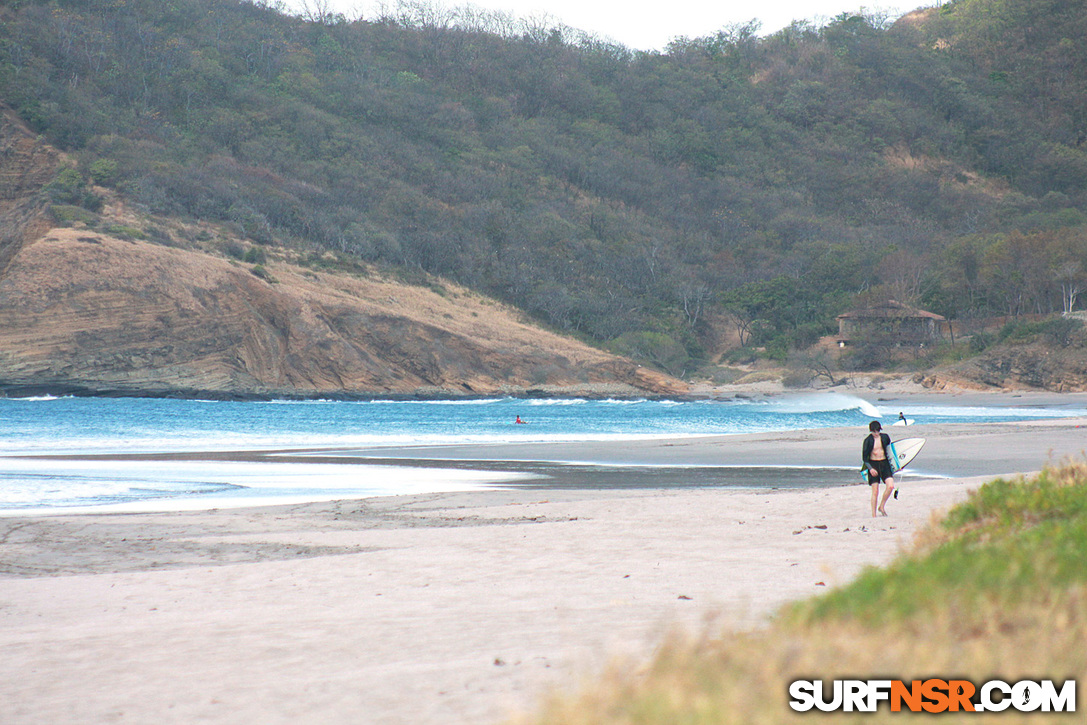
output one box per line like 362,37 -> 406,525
283,0 -> 926,51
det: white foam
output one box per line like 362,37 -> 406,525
0,458 -> 535,515
889,404 -> 1087,419
758,392 -> 882,417
350,398 -> 508,406
525,398 -> 591,406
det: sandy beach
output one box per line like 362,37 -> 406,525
2,396 -> 1086,724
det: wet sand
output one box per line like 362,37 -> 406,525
2,408 -> 1086,724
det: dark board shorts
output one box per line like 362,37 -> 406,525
867,458 -> 894,484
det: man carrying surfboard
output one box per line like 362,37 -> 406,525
862,421 -> 895,517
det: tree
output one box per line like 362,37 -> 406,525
609,331 -> 690,378
787,349 -> 841,386
296,0 -> 343,25
678,280 -> 712,327
4,0 -> 1087,370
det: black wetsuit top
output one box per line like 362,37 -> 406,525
862,432 -> 892,468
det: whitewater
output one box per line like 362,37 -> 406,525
2,393 -> 1085,513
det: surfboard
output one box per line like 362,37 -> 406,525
892,418 -> 915,426
860,437 -> 926,483
888,437 -> 925,469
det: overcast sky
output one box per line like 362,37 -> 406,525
283,1 -> 927,51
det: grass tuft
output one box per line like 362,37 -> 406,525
789,459 -> 1087,626
517,462 -> 1087,724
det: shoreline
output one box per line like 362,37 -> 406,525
5,412 -> 1087,516
4,410 -> 1087,517
7,374 -> 1087,404
2,409 -> 1086,723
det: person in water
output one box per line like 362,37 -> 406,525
862,420 -> 895,517
515,415 -> 526,424
898,411 -> 908,425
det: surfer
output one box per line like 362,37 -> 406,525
862,421 -> 895,517
515,415 -> 526,424
898,412 -> 908,425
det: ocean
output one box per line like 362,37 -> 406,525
2,392 -> 1085,513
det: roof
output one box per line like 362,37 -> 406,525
836,300 -> 946,321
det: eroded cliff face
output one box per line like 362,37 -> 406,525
920,343 -> 1087,393
0,229 -> 690,397
0,111 -> 686,399
0,107 -> 60,275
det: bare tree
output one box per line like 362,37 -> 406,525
297,0 -> 340,24
725,310 -> 762,347
518,12 -> 561,44
787,349 -> 839,386
456,5 -> 516,35
1056,261 -> 1083,314
678,282 -> 711,327
883,248 -> 927,304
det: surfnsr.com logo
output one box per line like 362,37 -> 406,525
789,679 -> 1077,713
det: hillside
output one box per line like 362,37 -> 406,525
0,0 -> 1085,386
0,229 -> 686,398
0,111 -> 684,398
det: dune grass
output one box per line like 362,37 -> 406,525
791,461 -> 1087,626
518,463 -> 1087,724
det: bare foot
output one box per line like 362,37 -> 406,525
878,509 -> 888,516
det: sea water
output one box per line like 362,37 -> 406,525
2,393 -> 1085,513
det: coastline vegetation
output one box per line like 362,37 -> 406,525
519,462 -> 1087,723
3,0 -> 1086,377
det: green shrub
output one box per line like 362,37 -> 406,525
250,263 -> 276,282
223,241 -> 246,259
791,462 -> 1087,626
44,168 -> 103,211
102,224 -> 146,240
609,331 -> 690,377
144,225 -> 174,244
243,246 -> 267,264
48,204 -> 99,226
781,369 -> 813,388
723,347 -> 759,365
969,331 -> 994,352
694,365 -> 745,384
43,168 -> 85,204
1000,317 -> 1084,347
88,158 -> 118,187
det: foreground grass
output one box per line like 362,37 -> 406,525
519,463 -> 1087,724
793,461 -> 1087,625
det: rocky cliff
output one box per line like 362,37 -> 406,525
0,112 -> 686,399
919,341 -> 1087,393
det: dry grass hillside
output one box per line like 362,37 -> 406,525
0,113 -> 685,399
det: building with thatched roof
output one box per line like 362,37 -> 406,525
836,300 -> 946,346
